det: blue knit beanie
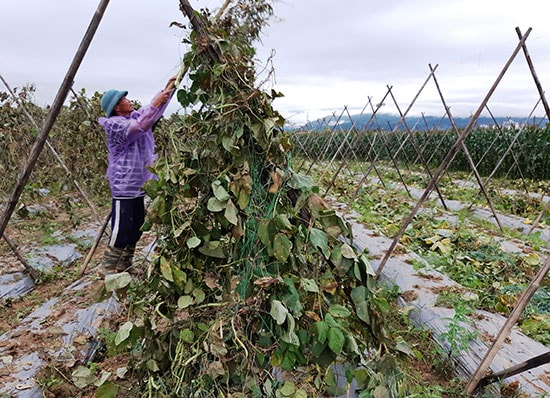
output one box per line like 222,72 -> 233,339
101,89 -> 128,117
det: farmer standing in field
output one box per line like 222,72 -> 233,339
97,76 -> 177,275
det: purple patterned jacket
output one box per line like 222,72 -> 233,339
98,91 -> 171,198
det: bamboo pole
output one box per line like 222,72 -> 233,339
346,88 -> 405,208
1,74 -> 105,276
474,100 -> 539,196
424,112 -> 453,167
428,63 -> 503,230
342,105 -> 386,185
355,96 -> 390,188
77,212 -> 111,278
296,115 -> 333,173
179,0 -> 220,64
516,27 -> 550,120
320,104 -> 370,189
70,86 -> 109,149
412,112 -> 446,166
318,106 -> 351,183
465,253 -> 550,394
483,105 -> 528,192
386,76 -> 449,211
528,196 -> 550,234
323,106 -> 372,197
306,108 -> 347,176
2,233 -> 39,280
478,351 -> 550,389
0,0 -> 111,241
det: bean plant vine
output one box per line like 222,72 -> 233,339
112,1 -> 403,396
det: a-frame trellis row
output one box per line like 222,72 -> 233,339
0,0 -> 111,281
0,74 -> 111,280
462,27 -> 550,395
295,77 -> 471,216
295,95 -> 409,199
0,0 -> 228,280
0,0 -> 248,282
301,64 -> 506,228
298,28 -> 550,394
291,26 -> 549,394
295,110 -> 347,174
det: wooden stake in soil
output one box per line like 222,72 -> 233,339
0,0 -> 111,242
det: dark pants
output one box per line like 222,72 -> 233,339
108,196 -> 145,249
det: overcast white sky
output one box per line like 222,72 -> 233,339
1,0 -> 550,126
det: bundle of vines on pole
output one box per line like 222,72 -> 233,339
115,1 -> 400,396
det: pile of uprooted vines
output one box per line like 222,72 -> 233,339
101,1 -> 406,397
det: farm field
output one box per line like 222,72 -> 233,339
305,159 -> 550,345
1,0 -> 549,393
300,157 -> 550,395
1,159 -> 549,396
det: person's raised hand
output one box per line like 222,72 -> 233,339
164,76 -> 177,93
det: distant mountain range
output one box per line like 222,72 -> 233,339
296,113 -> 547,131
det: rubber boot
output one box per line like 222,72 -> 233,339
98,246 -> 125,275
116,244 -> 136,273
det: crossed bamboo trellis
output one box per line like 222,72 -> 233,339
290,26 -> 550,394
